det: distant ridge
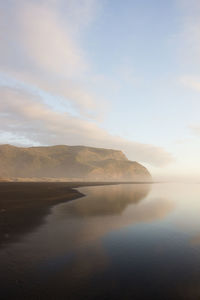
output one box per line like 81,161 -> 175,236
0,144 -> 151,181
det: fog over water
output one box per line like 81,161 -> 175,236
1,183 -> 200,299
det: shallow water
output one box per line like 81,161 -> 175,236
2,183 -> 200,299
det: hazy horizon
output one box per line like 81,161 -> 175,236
1,0 -> 200,180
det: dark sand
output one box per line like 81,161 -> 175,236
0,181 -> 125,247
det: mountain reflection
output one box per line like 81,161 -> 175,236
30,185 -> 175,299
0,184 -> 177,300
51,184 -> 175,249
59,184 -> 151,217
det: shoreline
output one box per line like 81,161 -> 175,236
0,181 -> 152,247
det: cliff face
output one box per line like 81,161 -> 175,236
0,144 -> 151,181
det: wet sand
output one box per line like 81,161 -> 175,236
0,181 -> 125,247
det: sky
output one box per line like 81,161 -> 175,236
0,0 -> 200,180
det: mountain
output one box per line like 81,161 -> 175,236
0,144 -> 151,181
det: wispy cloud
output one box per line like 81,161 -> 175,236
0,1 -> 173,167
177,0 -> 200,86
177,0 -> 200,140
0,87 -> 173,167
0,0 -> 102,117
189,124 -> 200,136
179,76 -> 200,91
18,1 -> 87,77
177,0 -> 200,66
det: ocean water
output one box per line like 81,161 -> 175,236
1,183 -> 200,299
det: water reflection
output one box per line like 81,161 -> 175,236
3,183 -> 200,299
65,184 -> 151,217
49,184 -> 174,248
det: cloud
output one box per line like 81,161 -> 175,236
189,124 -> 200,136
176,0 -> 200,102
0,0 -> 103,117
177,0 -> 200,67
179,75 -> 200,91
1,70 -> 106,119
0,1 -> 173,168
18,1 -> 87,77
0,86 -> 173,167
0,0 -> 98,75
